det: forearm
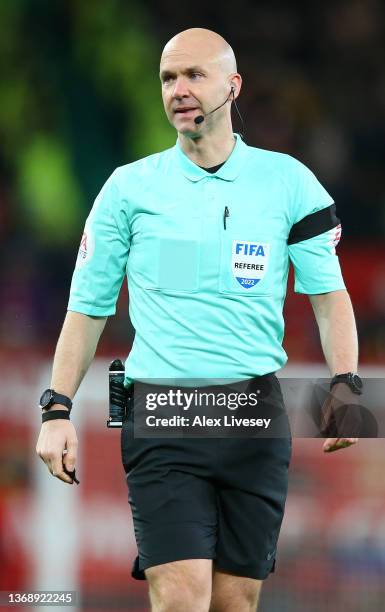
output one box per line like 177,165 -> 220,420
50,311 -> 107,401
310,289 -> 358,375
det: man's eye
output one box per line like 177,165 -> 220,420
190,73 -> 202,80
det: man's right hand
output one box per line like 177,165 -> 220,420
36,409 -> 78,485
35,312 -> 107,484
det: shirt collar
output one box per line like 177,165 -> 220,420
173,134 -> 248,182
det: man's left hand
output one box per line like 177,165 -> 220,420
320,381 -> 362,453
323,437 -> 358,452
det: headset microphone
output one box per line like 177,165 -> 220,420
194,115 -> 205,125
194,87 -> 235,125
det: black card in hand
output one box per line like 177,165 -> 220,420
63,466 -> 80,484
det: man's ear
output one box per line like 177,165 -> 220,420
229,74 -> 242,98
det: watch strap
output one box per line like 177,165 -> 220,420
50,392 -> 73,411
330,373 -> 363,394
42,410 -> 71,423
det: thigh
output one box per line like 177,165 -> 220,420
121,420 -> 218,576
215,436 -> 291,580
129,466 -> 218,572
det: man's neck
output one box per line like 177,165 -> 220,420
178,128 -> 236,168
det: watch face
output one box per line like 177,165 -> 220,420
39,389 -> 53,409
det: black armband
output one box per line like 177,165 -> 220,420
288,204 -> 340,245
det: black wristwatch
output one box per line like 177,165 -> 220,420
39,388 -> 73,412
330,373 -> 363,395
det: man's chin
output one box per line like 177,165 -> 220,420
173,121 -> 201,138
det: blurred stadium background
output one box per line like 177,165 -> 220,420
1,1 -> 385,610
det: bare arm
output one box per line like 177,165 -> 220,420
309,289 -> 358,375
50,311 -> 107,405
309,289 -> 359,452
36,311 -> 107,484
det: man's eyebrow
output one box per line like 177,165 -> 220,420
159,69 -> 173,80
184,65 -> 206,73
160,66 -> 207,79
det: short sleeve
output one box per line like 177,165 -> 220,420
287,159 -> 345,294
67,170 -> 130,315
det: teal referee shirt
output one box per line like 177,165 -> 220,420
68,134 -> 345,384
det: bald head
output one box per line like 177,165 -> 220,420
160,28 -> 241,138
161,28 -> 237,74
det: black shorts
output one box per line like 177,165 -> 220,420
121,374 -> 292,581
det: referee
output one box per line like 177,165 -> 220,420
36,28 -> 361,612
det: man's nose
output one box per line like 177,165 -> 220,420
172,77 -> 190,99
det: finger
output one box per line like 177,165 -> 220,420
63,441 -> 78,472
326,438 -> 347,452
324,438 -> 358,453
323,437 -> 337,452
323,437 -> 346,452
51,455 -> 74,484
52,469 -> 74,484
62,443 -> 79,484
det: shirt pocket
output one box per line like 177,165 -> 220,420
129,213 -> 202,293
218,221 -> 273,296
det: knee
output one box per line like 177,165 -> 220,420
150,585 -> 208,612
146,561 -> 211,612
210,579 -> 261,612
243,588 -> 260,611
210,591 -> 259,612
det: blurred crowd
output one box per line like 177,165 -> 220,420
0,0 -> 384,361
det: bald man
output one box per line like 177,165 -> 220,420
36,27 -> 360,612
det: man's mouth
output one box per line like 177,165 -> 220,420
174,107 -> 199,114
